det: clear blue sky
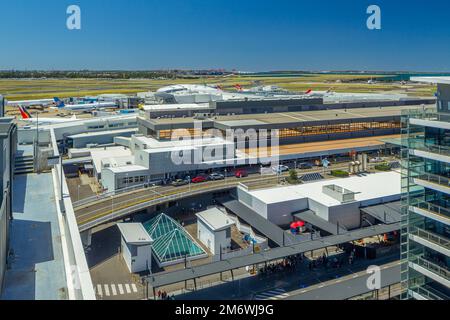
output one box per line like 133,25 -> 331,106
1,0 -> 449,71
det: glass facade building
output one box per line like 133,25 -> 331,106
401,78 -> 450,300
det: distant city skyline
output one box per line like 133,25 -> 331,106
1,0 -> 450,71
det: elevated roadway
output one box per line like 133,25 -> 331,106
76,175 -> 280,232
74,165 -> 352,231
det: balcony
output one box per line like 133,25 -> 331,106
409,285 -> 450,300
412,172 -> 450,195
408,140 -> 450,163
409,227 -> 450,257
409,254 -> 450,288
409,200 -> 450,226
407,111 -> 450,131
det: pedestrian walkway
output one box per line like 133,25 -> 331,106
95,283 -> 138,298
1,173 -> 68,300
254,288 -> 289,300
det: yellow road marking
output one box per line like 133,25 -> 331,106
77,176 -> 280,225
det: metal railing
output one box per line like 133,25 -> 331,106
405,109 -> 450,123
73,164 -> 355,209
77,181 -> 239,231
409,227 -> 450,250
72,182 -> 156,208
412,171 -> 450,189
409,285 -> 449,300
410,254 -> 450,281
408,139 -> 450,157
410,199 -> 450,221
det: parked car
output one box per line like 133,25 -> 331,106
297,162 -> 313,170
235,169 -> 248,178
272,165 -> 290,174
370,157 -> 384,163
171,179 -> 189,187
191,175 -> 208,183
209,173 -> 225,181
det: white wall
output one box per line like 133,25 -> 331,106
267,198 -> 308,226
134,245 -> 151,273
101,168 -> 149,192
213,229 -> 231,255
308,199 -> 330,221
328,202 -> 361,230
100,168 -> 116,192
121,237 -> 132,272
198,220 -> 215,254
121,237 -> 152,273
197,220 -> 231,255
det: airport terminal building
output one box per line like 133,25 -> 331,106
65,99 -> 436,192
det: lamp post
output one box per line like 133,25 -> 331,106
60,154 -> 63,201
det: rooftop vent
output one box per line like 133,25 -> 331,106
322,184 -> 356,203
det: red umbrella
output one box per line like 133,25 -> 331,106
291,221 -> 305,229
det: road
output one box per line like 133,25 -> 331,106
169,254 -> 400,301
286,261 -> 401,300
74,164 -> 352,229
73,155 -> 399,230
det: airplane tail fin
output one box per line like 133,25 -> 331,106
305,89 -> 312,94
18,106 -> 32,119
53,97 -> 65,108
234,84 -> 243,91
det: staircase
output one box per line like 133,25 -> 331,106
14,155 -> 34,175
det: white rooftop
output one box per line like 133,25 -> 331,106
89,146 -> 133,173
107,165 -> 148,174
36,115 -> 137,130
133,135 -> 234,151
247,171 -> 401,207
196,207 -> 235,231
117,223 -> 153,245
411,76 -> 450,85
142,103 -> 211,111
67,128 -> 137,139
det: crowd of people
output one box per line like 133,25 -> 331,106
258,254 -> 305,276
257,247 -> 360,277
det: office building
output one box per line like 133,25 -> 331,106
401,77 -> 450,300
0,95 -> 17,293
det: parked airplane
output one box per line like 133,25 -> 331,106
7,98 -> 54,107
18,106 -> 78,124
52,97 -> 117,112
